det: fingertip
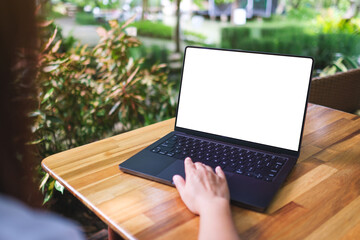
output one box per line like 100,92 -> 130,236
172,174 -> 180,182
215,166 -> 225,177
173,174 -> 185,192
173,174 -> 184,184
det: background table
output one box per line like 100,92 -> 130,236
42,104 -> 360,240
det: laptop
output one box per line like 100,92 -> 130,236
119,46 -> 314,212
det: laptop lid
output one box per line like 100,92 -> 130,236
175,46 -> 314,157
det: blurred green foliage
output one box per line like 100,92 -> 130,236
73,16 -> 208,45
221,18 -> 360,70
35,18 -> 178,203
319,55 -> 359,77
75,11 -> 99,25
286,6 -> 319,20
56,0 -> 121,9
315,15 -> 360,34
214,0 -> 235,6
129,20 -> 173,39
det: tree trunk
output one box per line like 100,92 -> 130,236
343,0 -> 360,19
175,0 -> 181,53
142,0 -> 148,20
291,0 -> 302,9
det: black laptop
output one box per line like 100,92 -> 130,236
119,46 -> 314,212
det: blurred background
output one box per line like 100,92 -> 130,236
34,0 -> 360,239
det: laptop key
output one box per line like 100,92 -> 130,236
265,177 -> 273,182
246,172 -> 254,177
166,152 -> 175,157
268,173 -> 275,178
152,147 -> 161,153
220,161 -> 228,167
236,169 -> 245,175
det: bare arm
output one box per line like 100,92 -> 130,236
173,158 -> 239,240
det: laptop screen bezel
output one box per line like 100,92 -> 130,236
174,46 -> 314,157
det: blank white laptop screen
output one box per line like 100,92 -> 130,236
176,47 -> 313,151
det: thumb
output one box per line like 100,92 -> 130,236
173,175 -> 185,195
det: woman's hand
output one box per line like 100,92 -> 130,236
172,157 -> 230,215
173,158 -> 239,240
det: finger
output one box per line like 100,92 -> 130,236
173,175 -> 185,195
204,164 -> 213,172
215,166 -> 226,179
195,162 -> 208,174
194,162 -> 203,170
184,157 -> 195,178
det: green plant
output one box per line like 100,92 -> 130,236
315,15 -> 360,34
214,0 -> 235,6
127,20 -> 207,45
35,18 -> 177,203
75,11 -> 99,25
221,22 -> 360,70
129,20 -> 173,39
318,56 -> 359,77
286,6 -> 319,20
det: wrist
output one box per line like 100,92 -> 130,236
198,197 -> 230,216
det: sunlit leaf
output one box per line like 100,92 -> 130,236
125,66 -> 140,85
109,101 -> 121,115
54,181 -> 64,194
51,40 -> 62,53
29,110 -> 41,117
38,20 -> 53,27
39,173 -> 50,191
43,65 -> 59,72
120,15 -> 137,30
41,88 -> 54,103
43,191 -> 52,205
43,28 -> 58,52
97,27 -> 107,38
27,138 -> 45,145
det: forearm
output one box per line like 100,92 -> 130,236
198,199 -> 239,240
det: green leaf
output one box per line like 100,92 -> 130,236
43,189 -> 53,205
29,110 -> 41,117
96,109 -> 106,117
118,110 -> 122,121
54,180 -> 64,194
39,173 -> 49,191
52,40 -> 62,53
48,179 -> 55,191
46,116 -> 62,124
41,88 -> 54,104
27,138 -> 45,145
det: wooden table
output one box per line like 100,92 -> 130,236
42,104 -> 360,240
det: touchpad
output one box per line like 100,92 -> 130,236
157,160 -> 185,183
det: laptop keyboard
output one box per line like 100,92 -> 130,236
151,134 -> 288,182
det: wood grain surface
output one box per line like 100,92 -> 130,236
42,104 -> 360,240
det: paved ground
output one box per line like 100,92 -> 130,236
55,15 -> 231,49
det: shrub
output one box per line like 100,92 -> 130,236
221,22 -> 360,70
35,18 -> 178,203
127,20 -> 208,45
129,20 -> 173,39
75,11 -> 99,25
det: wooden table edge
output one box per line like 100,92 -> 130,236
41,118 -> 176,239
41,160 -> 137,240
